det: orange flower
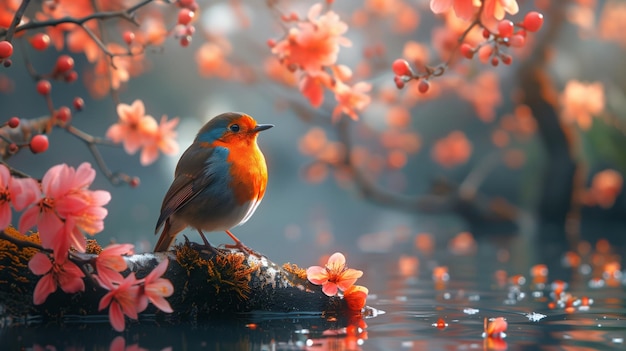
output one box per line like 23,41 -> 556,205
332,80 -> 372,121
430,0 -> 479,21
589,169 -> 623,208
307,252 -> 363,296
272,3 -> 351,73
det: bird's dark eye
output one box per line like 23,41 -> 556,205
229,124 -> 240,132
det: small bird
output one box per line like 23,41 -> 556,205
154,112 -> 273,253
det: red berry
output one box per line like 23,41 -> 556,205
491,56 -> 499,66
509,34 -> 525,47
55,55 -> 74,73
55,106 -> 71,123
394,76 -> 405,89
129,177 -> 140,187
418,79 -> 430,93
0,41 -> 13,59
185,25 -> 196,36
29,134 -> 49,153
73,97 -> 84,111
497,20 -> 514,38
392,59 -> 412,77
123,31 -> 135,45
65,71 -> 78,83
180,35 -> 192,47
523,11 -> 544,32
482,28 -> 491,39
36,80 -> 51,95
460,43 -> 474,59
8,143 -> 18,154
501,54 -> 512,65
30,33 -> 50,51
178,8 -> 195,25
267,39 -> 276,48
8,117 -> 19,128
3,59 -> 11,67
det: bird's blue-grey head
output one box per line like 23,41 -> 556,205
195,112 -> 273,144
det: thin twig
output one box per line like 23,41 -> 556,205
4,0 -> 31,42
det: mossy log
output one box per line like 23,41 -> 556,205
0,230 -> 348,327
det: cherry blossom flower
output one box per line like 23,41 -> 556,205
28,252 -> 85,305
98,271 -> 141,332
18,163 -> 111,255
137,259 -> 174,313
299,71 -> 332,108
307,252 -> 363,296
0,165 -> 40,230
272,3 -> 351,73
140,115 -> 180,166
332,81 -> 372,121
96,243 -> 134,287
560,80 -> 605,130
107,100 -> 158,155
430,0 -> 479,21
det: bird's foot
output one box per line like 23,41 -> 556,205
224,241 -> 263,258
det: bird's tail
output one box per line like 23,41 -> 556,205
154,219 -> 177,252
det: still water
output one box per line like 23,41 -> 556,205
2,234 -> 625,350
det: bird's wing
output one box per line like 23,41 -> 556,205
154,146 -> 220,233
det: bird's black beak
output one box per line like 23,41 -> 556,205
253,124 -> 274,132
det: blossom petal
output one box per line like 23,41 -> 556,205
0,202 -> 11,230
33,274 -> 57,305
109,301 -> 126,332
326,252 -> 346,272
306,266 -> 328,285
321,282 -> 339,296
336,268 -> 363,291
28,252 -> 52,275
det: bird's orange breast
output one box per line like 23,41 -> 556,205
215,137 -> 268,205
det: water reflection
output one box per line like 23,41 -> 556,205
2,235 -> 625,350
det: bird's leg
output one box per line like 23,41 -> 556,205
224,230 -> 263,257
197,229 -> 219,254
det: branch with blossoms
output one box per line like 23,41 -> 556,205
267,2 -> 372,122
0,230 -> 372,330
391,0 -> 544,92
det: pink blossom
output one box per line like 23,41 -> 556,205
96,243 -> 134,287
332,81 -> 372,121
140,115 -> 180,166
272,3 -> 351,73
28,252 -> 85,305
18,162 -> 111,255
137,259 -> 174,313
307,252 -> 363,296
98,271 -> 141,332
106,100 -> 158,155
430,0 -> 480,21
0,165 -> 40,230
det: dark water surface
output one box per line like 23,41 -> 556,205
2,235 -> 625,350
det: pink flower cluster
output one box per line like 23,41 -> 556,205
270,3 -> 371,121
430,0 -> 519,30
106,99 -> 180,166
17,162 -> 111,255
95,244 -> 174,332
